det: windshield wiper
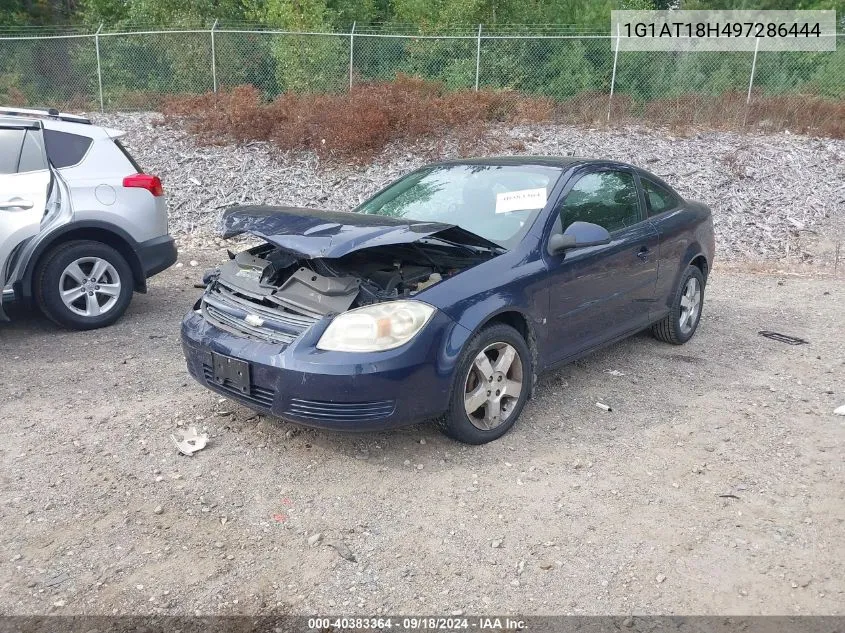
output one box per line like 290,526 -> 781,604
419,235 -> 506,255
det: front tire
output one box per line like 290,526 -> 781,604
35,240 -> 134,330
651,265 -> 705,345
438,323 -> 533,445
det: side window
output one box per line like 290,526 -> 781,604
18,129 -> 48,173
559,170 -> 641,233
643,179 -> 679,216
44,129 -> 93,168
0,128 -> 25,174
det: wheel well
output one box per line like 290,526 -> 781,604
481,310 -> 538,391
28,228 -> 145,295
485,310 -> 530,341
690,255 -> 708,285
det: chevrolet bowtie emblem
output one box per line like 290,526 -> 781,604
244,313 -> 264,327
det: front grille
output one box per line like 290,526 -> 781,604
286,398 -> 396,422
201,280 -> 319,345
202,364 -> 275,409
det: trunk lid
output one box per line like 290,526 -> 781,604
220,205 -> 503,258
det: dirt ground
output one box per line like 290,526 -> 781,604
0,250 -> 843,616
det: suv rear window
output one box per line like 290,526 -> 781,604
44,129 -> 93,168
0,128 -> 25,174
0,128 -> 48,173
114,139 -> 143,172
18,129 -> 48,172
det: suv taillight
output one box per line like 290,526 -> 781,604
123,174 -> 163,197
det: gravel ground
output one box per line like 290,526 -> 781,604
97,113 -> 845,264
1,258 -> 843,615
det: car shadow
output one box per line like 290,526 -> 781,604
270,292 -> 794,467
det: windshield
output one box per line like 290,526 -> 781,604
355,164 -> 562,249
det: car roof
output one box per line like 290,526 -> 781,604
434,155 -> 645,170
433,156 -> 679,193
0,114 -> 41,128
435,155 -> 590,167
0,110 -> 123,139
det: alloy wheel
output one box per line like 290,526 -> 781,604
463,342 -> 524,430
678,276 -> 701,334
59,257 -> 122,318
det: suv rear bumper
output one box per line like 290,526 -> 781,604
136,235 -> 177,279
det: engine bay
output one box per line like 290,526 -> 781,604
205,240 -> 496,318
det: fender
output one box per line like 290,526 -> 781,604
441,304 -> 540,394
14,220 -> 147,302
449,305 -> 538,354
660,243 -> 708,311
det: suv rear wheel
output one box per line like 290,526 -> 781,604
35,240 -> 133,330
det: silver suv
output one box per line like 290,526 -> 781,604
0,107 -> 176,329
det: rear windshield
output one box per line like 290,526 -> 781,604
114,139 -> 143,172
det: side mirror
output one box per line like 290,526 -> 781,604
547,221 -> 612,256
547,233 -> 577,255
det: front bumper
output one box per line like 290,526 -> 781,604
181,309 -> 466,431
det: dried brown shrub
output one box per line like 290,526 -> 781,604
3,86 -> 27,107
107,90 -> 170,112
632,91 -> 844,138
745,93 -> 845,138
161,78 -> 844,161
162,76 -> 555,160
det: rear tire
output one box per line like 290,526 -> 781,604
438,323 -> 532,445
35,240 -> 134,330
651,265 -> 705,345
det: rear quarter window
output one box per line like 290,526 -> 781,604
642,178 -> 680,217
44,129 -> 93,168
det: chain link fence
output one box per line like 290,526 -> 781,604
1,25 -> 842,127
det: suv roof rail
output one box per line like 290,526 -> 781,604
0,106 -> 91,125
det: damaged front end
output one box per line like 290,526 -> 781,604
197,206 -> 501,345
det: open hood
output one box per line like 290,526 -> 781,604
220,205 -> 503,259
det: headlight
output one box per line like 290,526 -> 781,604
317,300 -> 436,352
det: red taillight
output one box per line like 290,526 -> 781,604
123,173 -> 163,197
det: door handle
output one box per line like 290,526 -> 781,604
636,247 -> 650,260
0,198 -> 34,210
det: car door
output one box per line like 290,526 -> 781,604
0,124 -> 52,319
640,175 -> 687,320
543,166 -> 659,362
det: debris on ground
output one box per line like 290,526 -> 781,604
170,426 -> 208,456
595,402 -> 612,412
606,370 -> 625,377
834,405 -> 845,416
326,540 -> 357,562
758,331 -> 810,345
308,533 -> 323,547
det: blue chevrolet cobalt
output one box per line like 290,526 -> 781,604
181,158 -> 714,444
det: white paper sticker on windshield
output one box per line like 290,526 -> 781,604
495,188 -> 547,214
